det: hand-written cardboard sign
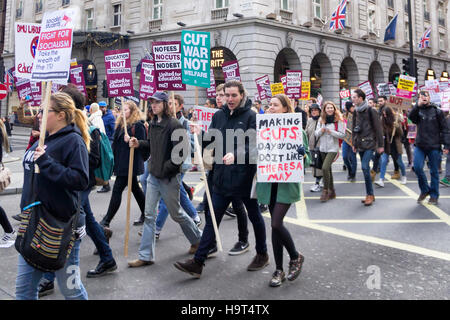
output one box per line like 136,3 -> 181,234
255,75 -> 271,103
206,69 -> 216,98
271,83 -> 285,96
104,49 -> 134,97
31,9 -> 75,84
386,95 -> 413,111
193,106 -> 219,132
139,59 -> 157,100
181,30 -> 210,88
358,81 -> 375,99
376,83 -> 391,97
152,41 -> 186,91
69,64 -> 87,96
15,22 -> 41,79
285,70 -> 302,99
300,81 -> 310,100
256,113 -> 304,183
222,60 -> 241,82
397,75 -> 416,99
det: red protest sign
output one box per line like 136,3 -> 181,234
222,60 -> 241,82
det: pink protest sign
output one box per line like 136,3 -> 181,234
152,41 -> 185,91
139,59 -> 157,100
69,64 -> 87,96
30,81 -> 42,107
222,60 -> 241,82
285,70 -> 302,99
255,75 -> 272,103
15,78 -> 33,101
207,69 -> 216,98
104,49 -> 134,97
280,76 -> 288,94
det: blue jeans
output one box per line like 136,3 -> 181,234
342,141 -> 357,177
359,150 -> 375,195
155,173 -> 199,232
140,161 -> 150,195
380,153 -> 406,180
194,192 -> 267,264
413,147 -> 441,198
139,173 -> 202,262
15,240 -> 88,300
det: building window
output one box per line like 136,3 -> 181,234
387,0 -> 394,9
403,0 -> 408,12
16,0 -> 23,19
312,0 -> 322,19
405,21 -> 409,42
113,4 -> 121,27
215,0 -> 229,9
153,0 -> 163,20
62,0 -> 70,6
35,0 -> 43,13
438,1 -> 445,26
86,9 -> 94,30
439,33 -> 445,51
281,0 -> 290,11
346,0 -> 352,27
423,0 -> 430,21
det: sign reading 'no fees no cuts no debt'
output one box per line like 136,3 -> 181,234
152,41 -> 185,91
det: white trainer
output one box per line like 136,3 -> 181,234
400,176 -> 407,185
0,231 -> 16,248
374,179 -> 384,187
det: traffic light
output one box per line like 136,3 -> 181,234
102,79 -> 108,98
402,58 -> 410,75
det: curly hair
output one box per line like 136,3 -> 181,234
320,101 -> 343,124
115,100 -> 144,129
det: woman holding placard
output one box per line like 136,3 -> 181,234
314,102 -> 345,202
256,94 -> 310,287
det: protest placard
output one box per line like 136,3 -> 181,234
256,113 -> 304,183
31,9 -> 75,84
439,81 -> 449,92
30,81 -> 42,107
389,83 -> 397,96
15,78 -> 33,101
69,64 -> 87,96
386,95 -> 413,111
193,106 -> 219,132
152,41 -> 185,91
181,30 -> 210,88
396,75 -> 416,99
15,23 -> 41,79
340,89 -> 351,100
255,75 -> 271,103
271,83 -> 285,96
344,113 -> 353,146
280,76 -> 287,94
376,83 -> 391,97
206,69 -> 216,98
300,81 -> 310,100
104,49 -> 134,97
139,59 -> 157,100
285,70 -> 302,99
358,81 -> 375,99
222,60 -> 240,82
441,89 -> 450,112
407,124 -> 417,139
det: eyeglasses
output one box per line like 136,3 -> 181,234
38,109 -> 57,115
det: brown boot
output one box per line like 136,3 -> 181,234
320,189 -> 329,202
328,189 -> 336,200
364,195 -> 375,206
391,171 -> 400,179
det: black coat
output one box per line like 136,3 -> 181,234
204,97 -> 256,198
88,128 -> 101,188
408,103 -> 450,151
294,107 -> 308,130
112,121 -> 146,177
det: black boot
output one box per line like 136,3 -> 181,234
97,183 -> 111,193
86,259 -> 117,278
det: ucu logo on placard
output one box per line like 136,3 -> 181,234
173,83 -> 183,88
123,89 -> 132,94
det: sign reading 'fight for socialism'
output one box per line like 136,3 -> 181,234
181,30 -> 210,88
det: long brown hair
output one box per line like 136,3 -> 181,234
116,100 -> 144,129
320,101 -> 343,124
272,94 -> 294,113
148,99 -> 174,120
0,119 -> 10,153
50,92 -> 91,152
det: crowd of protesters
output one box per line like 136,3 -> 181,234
1,77 -> 449,299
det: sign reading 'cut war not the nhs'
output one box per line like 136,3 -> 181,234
104,49 -> 134,97
181,30 -> 210,88
257,113 -> 304,183
152,41 -> 185,91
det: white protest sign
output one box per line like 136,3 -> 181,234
15,23 -> 41,79
256,113 -> 304,183
193,106 -> 219,132
31,9 -> 76,85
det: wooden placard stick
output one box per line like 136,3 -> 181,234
171,90 -> 176,117
35,81 -> 52,173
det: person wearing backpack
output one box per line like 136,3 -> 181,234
15,92 -> 90,300
408,91 -> 450,205
351,89 -> 384,206
314,101 -> 345,202
100,101 -> 146,227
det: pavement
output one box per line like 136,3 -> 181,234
0,126 -> 449,300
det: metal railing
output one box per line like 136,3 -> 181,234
149,19 -> 162,31
211,8 -> 228,20
280,9 -> 293,22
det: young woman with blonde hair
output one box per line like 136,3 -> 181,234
100,100 -> 146,227
15,92 -> 90,299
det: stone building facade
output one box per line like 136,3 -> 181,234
1,0 -> 450,113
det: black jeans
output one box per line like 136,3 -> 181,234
102,175 -> 146,226
0,206 -> 13,234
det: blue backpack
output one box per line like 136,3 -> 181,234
89,126 -> 114,182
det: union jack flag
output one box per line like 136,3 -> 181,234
4,70 -> 13,92
419,28 -> 431,50
330,0 -> 347,31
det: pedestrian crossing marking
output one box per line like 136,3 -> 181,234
296,184 -> 309,220
304,195 -> 450,200
306,219 -> 444,224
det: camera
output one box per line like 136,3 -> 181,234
353,126 -> 361,133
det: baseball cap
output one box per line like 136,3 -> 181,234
98,101 -> 107,107
85,105 -> 90,112
150,91 -> 168,102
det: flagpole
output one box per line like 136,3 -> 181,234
407,0 -> 415,78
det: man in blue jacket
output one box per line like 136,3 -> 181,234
98,101 -> 115,193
